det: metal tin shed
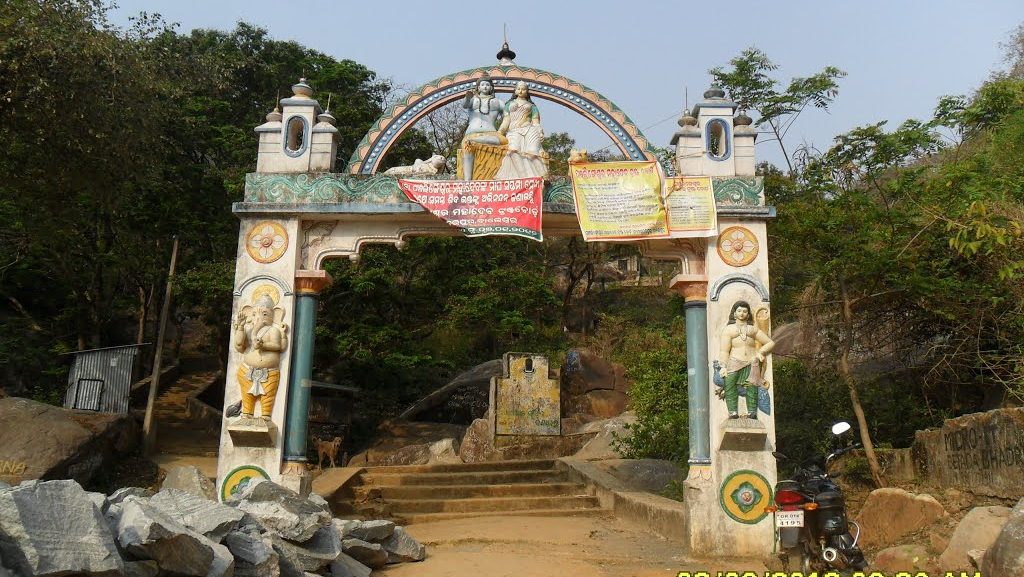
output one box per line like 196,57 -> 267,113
63,344 -> 148,414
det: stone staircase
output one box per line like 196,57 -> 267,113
333,459 -> 605,524
152,369 -> 223,459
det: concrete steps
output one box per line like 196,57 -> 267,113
386,494 -> 600,514
152,369 -> 222,460
352,481 -> 582,500
396,507 -> 606,524
336,458 -> 605,524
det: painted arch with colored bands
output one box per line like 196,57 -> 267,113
348,65 -> 657,174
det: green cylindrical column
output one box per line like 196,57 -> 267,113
685,299 -> 710,464
284,271 -> 331,466
675,278 -> 710,465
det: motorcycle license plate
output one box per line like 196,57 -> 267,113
776,510 -> 804,527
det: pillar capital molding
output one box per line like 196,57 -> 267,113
295,270 -> 332,295
670,273 -> 708,303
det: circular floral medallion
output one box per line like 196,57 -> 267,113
719,469 -> 773,524
246,221 -> 288,264
220,465 -> 270,502
717,226 -> 759,267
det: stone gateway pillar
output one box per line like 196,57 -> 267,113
672,86 -> 777,556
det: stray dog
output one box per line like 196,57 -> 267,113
317,436 -> 343,470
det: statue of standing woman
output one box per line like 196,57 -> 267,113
718,300 -> 774,419
460,74 -> 507,180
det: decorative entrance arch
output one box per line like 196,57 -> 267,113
222,60 -> 777,560
348,65 -> 657,174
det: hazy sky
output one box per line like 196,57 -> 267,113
109,1 -> 1023,168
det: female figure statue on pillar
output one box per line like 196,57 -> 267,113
494,81 -> 549,179
718,300 -> 774,419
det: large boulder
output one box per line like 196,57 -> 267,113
268,527 -> 341,572
347,520 -> 395,542
364,438 -> 461,467
982,497 -> 1024,577
561,350 -> 629,396
397,360 -> 502,423
458,418 -> 495,463
228,480 -> 331,542
856,488 -> 947,548
330,553 -> 371,577
116,497 -> 218,576
224,530 -> 279,577
341,538 -> 388,568
872,544 -> 931,573
0,479 -> 124,576
382,526 -> 426,563
349,422 -> 467,466
148,488 -> 245,542
0,397 -> 137,485
568,389 -> 629,419
161,465 -> 217,501
573,413 -> 636,460
939,506 -> 1011,570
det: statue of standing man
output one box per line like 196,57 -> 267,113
718,300 -> 774,419
460,74 -> 507,180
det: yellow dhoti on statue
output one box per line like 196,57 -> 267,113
237,364 -> 280,418
457,138 -> 507,180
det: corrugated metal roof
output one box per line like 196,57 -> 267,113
61,343 -> 150,356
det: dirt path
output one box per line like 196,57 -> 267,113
378,514 -> 767,577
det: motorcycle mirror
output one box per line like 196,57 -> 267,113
831,421 -> 852,436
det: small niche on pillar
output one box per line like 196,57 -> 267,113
706,118 -> 731,161
228,419 -> 277,447
284,116 -> 308,157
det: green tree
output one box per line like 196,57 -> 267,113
710,47 -> 845,174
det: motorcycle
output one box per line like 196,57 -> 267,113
767,421 -> 869,573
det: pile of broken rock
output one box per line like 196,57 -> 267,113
0,476 -> 424,576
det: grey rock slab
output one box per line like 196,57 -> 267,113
0,479 -> 124,576
939,505 -> 1011,570
269,534 -> 305,577
307,491 -> 330,513
382,526 -> 426,563
341,538 -> 388,569
269,527 -> 341,572
332,519 -> 360,540
162,465 -> 218,501
349,519 -> 395,542
150,488 -> 245,542
123,560 -> 159,577
108,487 -> 152,506
117,497 -> 216,576
207,542 -> 235,577
229,479 -> 331,542
329,553 -> 371,577
225,530 -> 279,577
983,497 -> 1024,577
87,491 -> 108,512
